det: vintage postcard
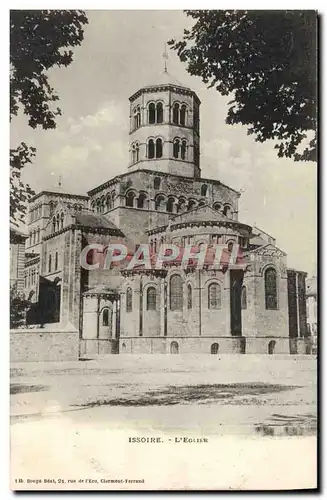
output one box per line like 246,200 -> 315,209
9,9 -> 317,491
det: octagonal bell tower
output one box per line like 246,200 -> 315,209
128,69 -> 201,178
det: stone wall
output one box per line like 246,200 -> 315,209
94,169 -> 240,244
118,336 -> 312,355
10,329 -> 79,362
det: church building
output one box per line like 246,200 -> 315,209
19,70 -> 311,359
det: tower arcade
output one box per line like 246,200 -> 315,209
128,70 -> 201,178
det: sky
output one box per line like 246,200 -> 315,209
10,10 -> 317,276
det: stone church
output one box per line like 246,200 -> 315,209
19,70 -> 310,359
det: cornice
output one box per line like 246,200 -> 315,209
121,269 -> 167,278
129,84 -> 201,105
43,224 -> 123,241
30,191 -> 89,203
87,168 -> 240,198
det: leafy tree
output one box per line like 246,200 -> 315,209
10,283 -> 31,328
10,10 -> 88,225
168,10 -> 317,161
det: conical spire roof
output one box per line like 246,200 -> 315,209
142,69 -> 190,90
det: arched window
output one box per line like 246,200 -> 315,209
213,202 -> 222,212
265,268 -> 278,310
56,214 -> 60,231
187,200 -> 196,211
48,254 -> 52,273
49,201 -> 55,215
126,287 -> 133,312
133,107 -> 139,130
180,104 -> 187,126
155,195 -> 165,211
268,340 -> 276,355
37,228 -> 40,242
223,205 -> 232,218
102,308 -> 109,326
137,192 -> 147,209
187,284 -> 192,310
101,199 -> 105,213
147,287 -> 157,310
86,249 -> 94,266
133,109 -> 137,130
173,103 -> 179,124
177,199 -> 186,213
167,197 -> 174,213
170,275 -> 183,311
105,194 -> 112,212
211,343 -> 219,354
201,185 -> 208,197
208,283 -> 221,310
135,142 -> 139,162
181,140 -> 187,160
155,138 -> 163,158
170,341 -> 179,354
156,102 -> 163,123
136,106 -> 141,128
131,143 -> 136,163
227,241 -> 234,253
148,103 -> 156,124
60,212 -> 64,230
55,251 -> 58,271
173,138 -> 180,159
148,139 -> 155,159
33,231 -> 36,245
241,286 -> 247,310
154,177 -> 161,190
126,191 -> 135,207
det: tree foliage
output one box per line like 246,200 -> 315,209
10,283 -> 31,328
10,10 -> 88,225
10,143 -> 36,226
168,10 -> 317,161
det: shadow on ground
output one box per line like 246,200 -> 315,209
78,382 -> 299,408
10,384 -> 49,395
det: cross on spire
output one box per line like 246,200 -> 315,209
162,43 -> 168,73
50,172 -> 62,189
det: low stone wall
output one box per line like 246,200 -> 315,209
118,336 -> 314,355
10,329 -> 79,362
79,339 -> 118,358
11,330 -> 314,361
